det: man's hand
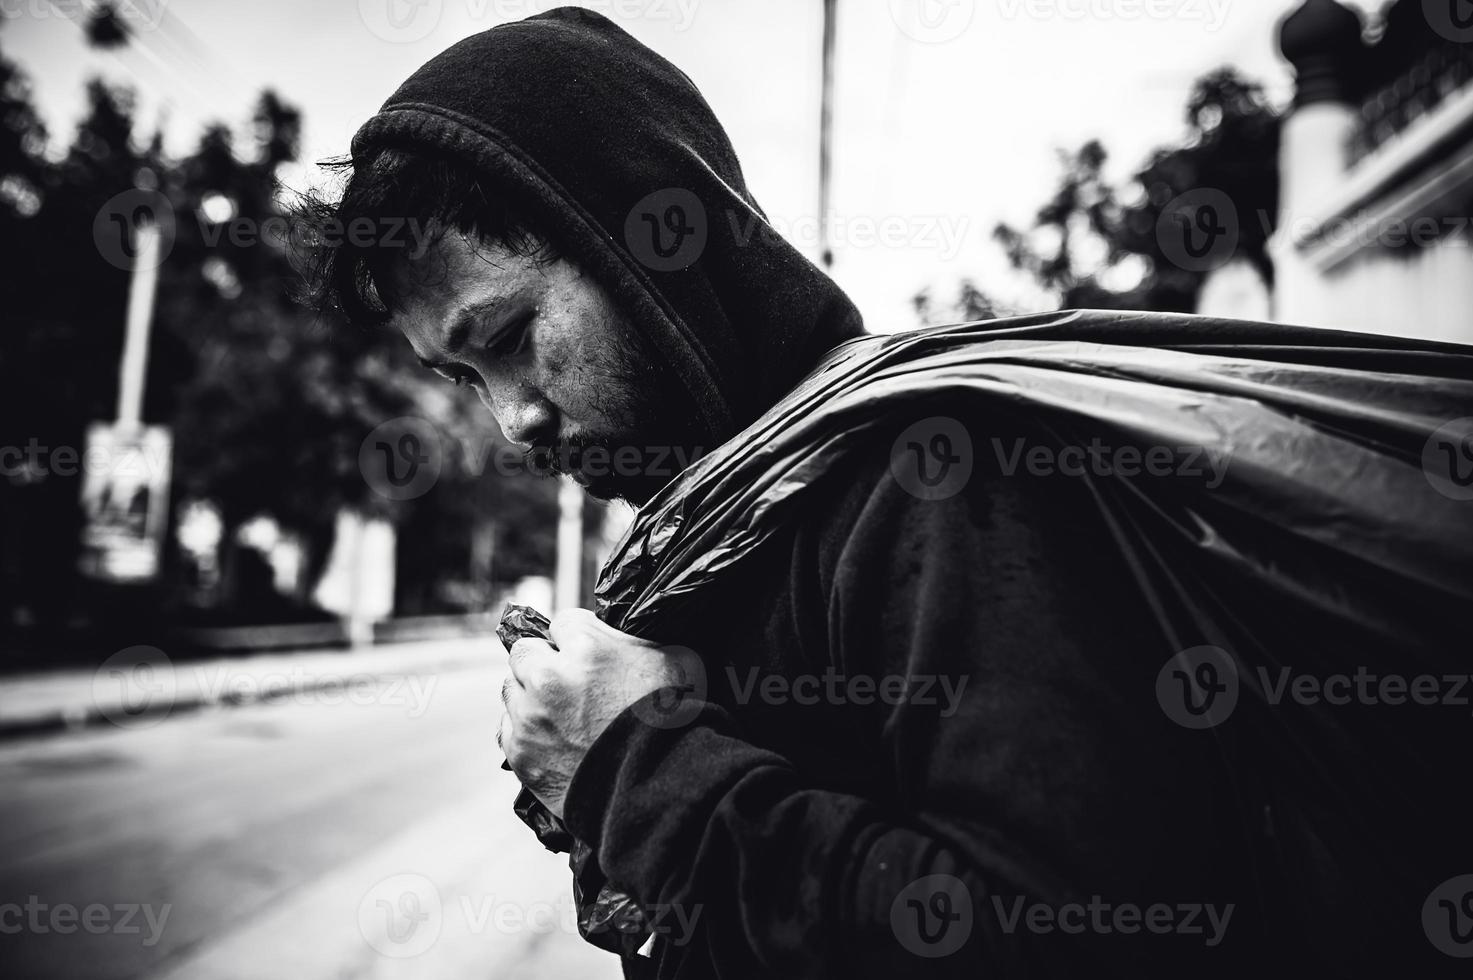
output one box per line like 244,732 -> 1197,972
498,608 -> 701,820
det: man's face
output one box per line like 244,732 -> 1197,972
389,230 -> 702,504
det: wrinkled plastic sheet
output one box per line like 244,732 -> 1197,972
598,313 -> 1473,636
511,310 -> 1473,958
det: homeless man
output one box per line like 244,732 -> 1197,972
302,8 -> 1473,978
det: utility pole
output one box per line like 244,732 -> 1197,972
117,220 -> 161,430
819,0 -> 838,269
80,212 -> 171,586
553,478 -> 583,613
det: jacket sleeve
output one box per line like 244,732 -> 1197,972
562,424 -> 1258,978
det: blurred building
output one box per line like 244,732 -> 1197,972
1267,0 -> 1473,343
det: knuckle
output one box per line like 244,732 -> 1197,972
525,664 -> 561,695
552,607 -> 596,634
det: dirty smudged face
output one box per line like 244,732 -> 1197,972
389,231 -> 706,504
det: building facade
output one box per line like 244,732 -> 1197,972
1216,0 -> 1472,344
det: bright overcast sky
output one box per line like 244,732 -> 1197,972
6,0 -> 1373,328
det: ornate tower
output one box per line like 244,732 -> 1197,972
1273,0 -> 1366,322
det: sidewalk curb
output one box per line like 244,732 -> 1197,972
0,648 -> 497,742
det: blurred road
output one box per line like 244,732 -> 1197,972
0,643 -> 621,980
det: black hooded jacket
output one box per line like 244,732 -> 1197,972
351,6 -> 866,447
351,10 -> 1473,979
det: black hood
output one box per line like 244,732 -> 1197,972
351,6 -> 866,443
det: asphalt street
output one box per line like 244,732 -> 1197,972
0,645 -> 620,980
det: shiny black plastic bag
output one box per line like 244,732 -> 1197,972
599,313 -> 1473,639
518,311 -> 1473,961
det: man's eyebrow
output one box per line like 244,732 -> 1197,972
418,298 -> 504,369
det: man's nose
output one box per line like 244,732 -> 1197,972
479,383 -> 555,447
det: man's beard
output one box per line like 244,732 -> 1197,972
524,328 -> 711,506
522,432 -> 706,504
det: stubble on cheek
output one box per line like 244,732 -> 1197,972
543,288 -> 652,440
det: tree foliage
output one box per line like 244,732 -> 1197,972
991,67 -> 1281,313
0,28 -> 562,631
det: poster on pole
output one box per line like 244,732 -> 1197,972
78,423 -> 173,583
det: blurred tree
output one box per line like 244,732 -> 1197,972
0,27 -> 564,639
985,67 -> 1281,314
0,67 -> 163,633
253,91 -> 301,170
994,140 -> 1116,301
158,92 -> 561,614
0,34 -> 60,631
0,33 -> 47,247
911,278 -> 1008,327
84,3 -> 131,50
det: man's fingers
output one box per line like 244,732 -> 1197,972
549,606 -> 657,654
546,607 -> 600,650
508,636 -> 553,685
